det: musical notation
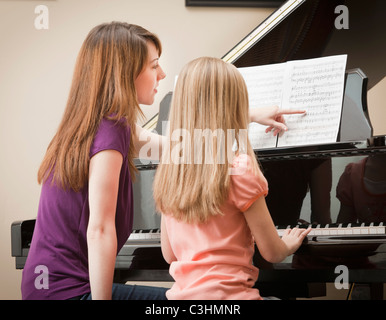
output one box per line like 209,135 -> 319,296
238,55 -> 347,149
278,55 -> 347,147
238,63 -> 286,149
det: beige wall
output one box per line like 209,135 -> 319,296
0,0 -> 272,299
368,76 -> 386,136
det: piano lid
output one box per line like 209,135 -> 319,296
222,0 -> 386,90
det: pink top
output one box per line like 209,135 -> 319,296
163,155 -> 268,300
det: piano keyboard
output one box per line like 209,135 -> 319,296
277,222 -> 385,237
128,228 -> 161,241
126,222 -> 386,242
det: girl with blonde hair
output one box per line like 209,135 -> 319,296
154,57 -> 310,300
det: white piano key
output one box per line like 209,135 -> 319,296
329,228 -> 339,235
352,228 -> 361,235
337,228 -> 346,235
360,228 -> 369,234
377,226 -> 386,234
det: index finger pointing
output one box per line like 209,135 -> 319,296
277,109 -> 307,115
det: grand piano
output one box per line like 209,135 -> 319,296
11,0 -> 386,299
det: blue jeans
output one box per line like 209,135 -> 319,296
70,283 -> 168,300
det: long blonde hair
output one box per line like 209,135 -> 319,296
153,57 -> 258,223
38,22 -> 162,191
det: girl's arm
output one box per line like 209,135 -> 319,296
87,149 -> 122,300
244,196 -> 310,263
133,124 -> 165,161
160,215 -> 177,264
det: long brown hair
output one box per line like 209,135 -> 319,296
38,22 -> 162,191
153,57 -> 258,223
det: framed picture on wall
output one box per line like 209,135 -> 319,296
185,0 -> 284,7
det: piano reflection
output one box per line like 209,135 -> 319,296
11,0 -> 386,299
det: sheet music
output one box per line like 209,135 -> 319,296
238,63 -> 286,149
278,55 -> 347,147
237,55 -> 347,149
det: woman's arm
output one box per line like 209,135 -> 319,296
87,149 -> 123,300
249,106 -> 306,136
132,106 -> 304,160
244,196 -> 310,263
160,215 -> 177,264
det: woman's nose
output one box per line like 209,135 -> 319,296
158,66 -> 166,80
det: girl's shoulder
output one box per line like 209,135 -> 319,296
230,154 -> 267,188
228,154 -> 268,211
231,154 -> 253,168
230,154 -> 258,176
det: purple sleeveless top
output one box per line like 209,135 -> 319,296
21,118 -> 133,299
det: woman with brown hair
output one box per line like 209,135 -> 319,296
21,22 -> 167,300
